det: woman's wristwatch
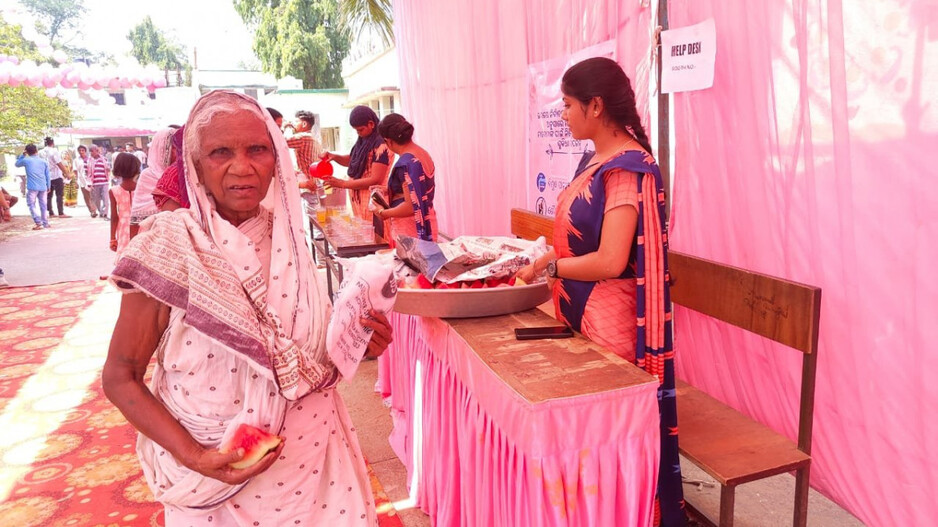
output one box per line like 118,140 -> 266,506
545,259 -> 558,278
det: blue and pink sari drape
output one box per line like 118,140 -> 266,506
556,150 -> 685,526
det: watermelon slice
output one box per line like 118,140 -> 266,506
220,424 -> 283,470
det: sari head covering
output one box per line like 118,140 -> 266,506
115,90 -> 333,399
151,126 -> 189,210
130,127 -> 176,222
111,90 -> 335,508
347,105 -> 383,180
172,126 -> 189,207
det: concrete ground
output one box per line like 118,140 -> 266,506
0,193 -> 863,526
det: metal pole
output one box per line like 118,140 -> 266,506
656,0 -> 671,222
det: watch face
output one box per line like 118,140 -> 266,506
547,261 -> 557,278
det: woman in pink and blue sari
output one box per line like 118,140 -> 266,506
517,57 -> 686,526
373,113 -> 438,243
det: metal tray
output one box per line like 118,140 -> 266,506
393,282 -> 551,318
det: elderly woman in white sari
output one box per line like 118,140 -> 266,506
103,90 -> 391,526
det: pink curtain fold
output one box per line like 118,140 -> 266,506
378,313 -> 660,526
392,0 -> 938,524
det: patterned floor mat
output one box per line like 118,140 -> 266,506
0,281 -> 403,526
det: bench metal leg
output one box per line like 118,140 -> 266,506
719,485 -> 735,526
793,466 -> 811,527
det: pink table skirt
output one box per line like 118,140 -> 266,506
377,312 -> 660,526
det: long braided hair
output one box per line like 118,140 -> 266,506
560,57 -> 652,153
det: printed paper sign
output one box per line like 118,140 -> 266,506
527,40 -> 615,216
661,18 -> 717,94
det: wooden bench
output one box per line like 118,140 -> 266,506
509,208 -> 821,527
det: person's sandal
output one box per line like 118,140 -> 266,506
32,224 -> 43,230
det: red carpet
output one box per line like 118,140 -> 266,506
0,281 -> 404,526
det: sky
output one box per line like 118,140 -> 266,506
56,0 -> 257,70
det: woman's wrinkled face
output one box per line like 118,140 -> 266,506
196,110 -> 275,224
354,121 -> 375,138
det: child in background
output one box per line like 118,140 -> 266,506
109,153 -> 140,258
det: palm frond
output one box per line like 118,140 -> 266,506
338,0 -> 394,46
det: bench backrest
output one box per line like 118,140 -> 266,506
510,207 -> 822,455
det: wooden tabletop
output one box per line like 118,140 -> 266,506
446,309 -> 656,404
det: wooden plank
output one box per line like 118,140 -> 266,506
669,252 -> 821,355
447,309 -> 656,403
510,208 -> 554,242
676,380 -> 810,486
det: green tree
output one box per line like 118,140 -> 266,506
19,0 -> 87,46
0,21 -> 74,154
233,0 -> 350,89
337,0 -> 393,46
127,16 -> 190,86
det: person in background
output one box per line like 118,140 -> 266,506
283,110 -> 322,181
129,142 -> 147,169
62,148 -> 78,207
0,267 -> 8,288
130,127 -> 178,237
40,137 -> 70,217
151,126 -> 187,211
266,107 -> 283,128
15,144 -> 50,230
374,113 -> 438,243
103,90 -> 392,525
74,145 -> 97,217
89,145 -> 111,219
0,187 -> 17,221
109,153 -> 140,258
515,57 -> 686,526
322,106 -> 393,219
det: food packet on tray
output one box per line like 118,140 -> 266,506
395,235 -> 549,286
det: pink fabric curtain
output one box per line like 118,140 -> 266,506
666,1 -> 938,525
393,0 -> 938,524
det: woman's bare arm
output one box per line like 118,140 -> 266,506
102,293 -> 282,484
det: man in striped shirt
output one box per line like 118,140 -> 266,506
284,110 -> 323,181
89,145 -> 110,219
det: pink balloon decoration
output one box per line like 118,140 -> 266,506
154,77 -> 167,88
107,78 -> 121,90
8,77 -> 22,87
59,77 -> 74,89
42,76 -> 57,88
77,80 -> 91,90
0,71 -> 9,84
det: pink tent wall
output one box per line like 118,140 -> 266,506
393,0 -> 938,525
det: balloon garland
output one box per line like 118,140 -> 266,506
0,7 -> 169,97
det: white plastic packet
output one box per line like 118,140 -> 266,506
326,257 -> 397,380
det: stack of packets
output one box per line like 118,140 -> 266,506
395,235 -> 549,285
326,257 -> 397,380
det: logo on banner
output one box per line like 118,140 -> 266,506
535,197 -> 547,216
536,173 -> 546,192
